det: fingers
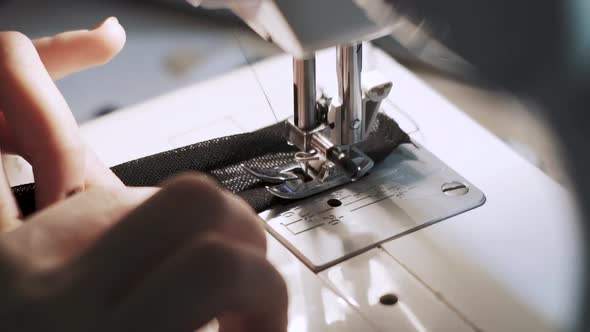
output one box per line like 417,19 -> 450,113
0,31 -> 85,208
0,18 -> 126,206
0,154 -> 21,231
34,17 -> 126,80
107,235 -> 288,332
0,113 -> 123,190
72,175 -> 266,302
2,186 -> 158,272
81,146 -> 124,189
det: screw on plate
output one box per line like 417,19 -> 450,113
442,181 -> 469,196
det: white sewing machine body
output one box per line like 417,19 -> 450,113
7,45 -> 581,331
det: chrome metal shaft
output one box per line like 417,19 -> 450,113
337,43 -> 363,146
293,57 -> 317,131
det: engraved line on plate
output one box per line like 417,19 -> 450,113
287,223 -> 326,235
350,193 -> 397,212
344,195 -> 371,206
281,218 -> 303,226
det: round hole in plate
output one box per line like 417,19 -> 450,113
327,198 -> 342,207
379,293 -> 399,306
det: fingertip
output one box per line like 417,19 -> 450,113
94,16 -> 119,30
91,16 -> 126,63
33,17 -> 128,79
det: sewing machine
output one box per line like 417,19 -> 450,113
4,1 -> 583,331
226,1 -> 490,274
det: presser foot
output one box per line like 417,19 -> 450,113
242,147 -> 374,200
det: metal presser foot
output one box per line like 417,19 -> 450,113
243,43 -> 393,200
243,143 -> 374,200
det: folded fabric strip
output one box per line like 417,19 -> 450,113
13,113 -> 409,216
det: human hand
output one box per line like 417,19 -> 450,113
0,16 -> 127,215
0,18 -> 288,332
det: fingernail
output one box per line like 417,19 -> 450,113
94,17 -> 119,30
107,17 -> 119,25
66,187 -> 84,198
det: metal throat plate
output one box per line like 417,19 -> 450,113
260,142 -> 486,272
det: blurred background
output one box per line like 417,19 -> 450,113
0,0 -> 566,185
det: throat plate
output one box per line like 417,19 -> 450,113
260,142 -> 486,272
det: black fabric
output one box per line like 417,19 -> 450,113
13,113 -> 409,216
